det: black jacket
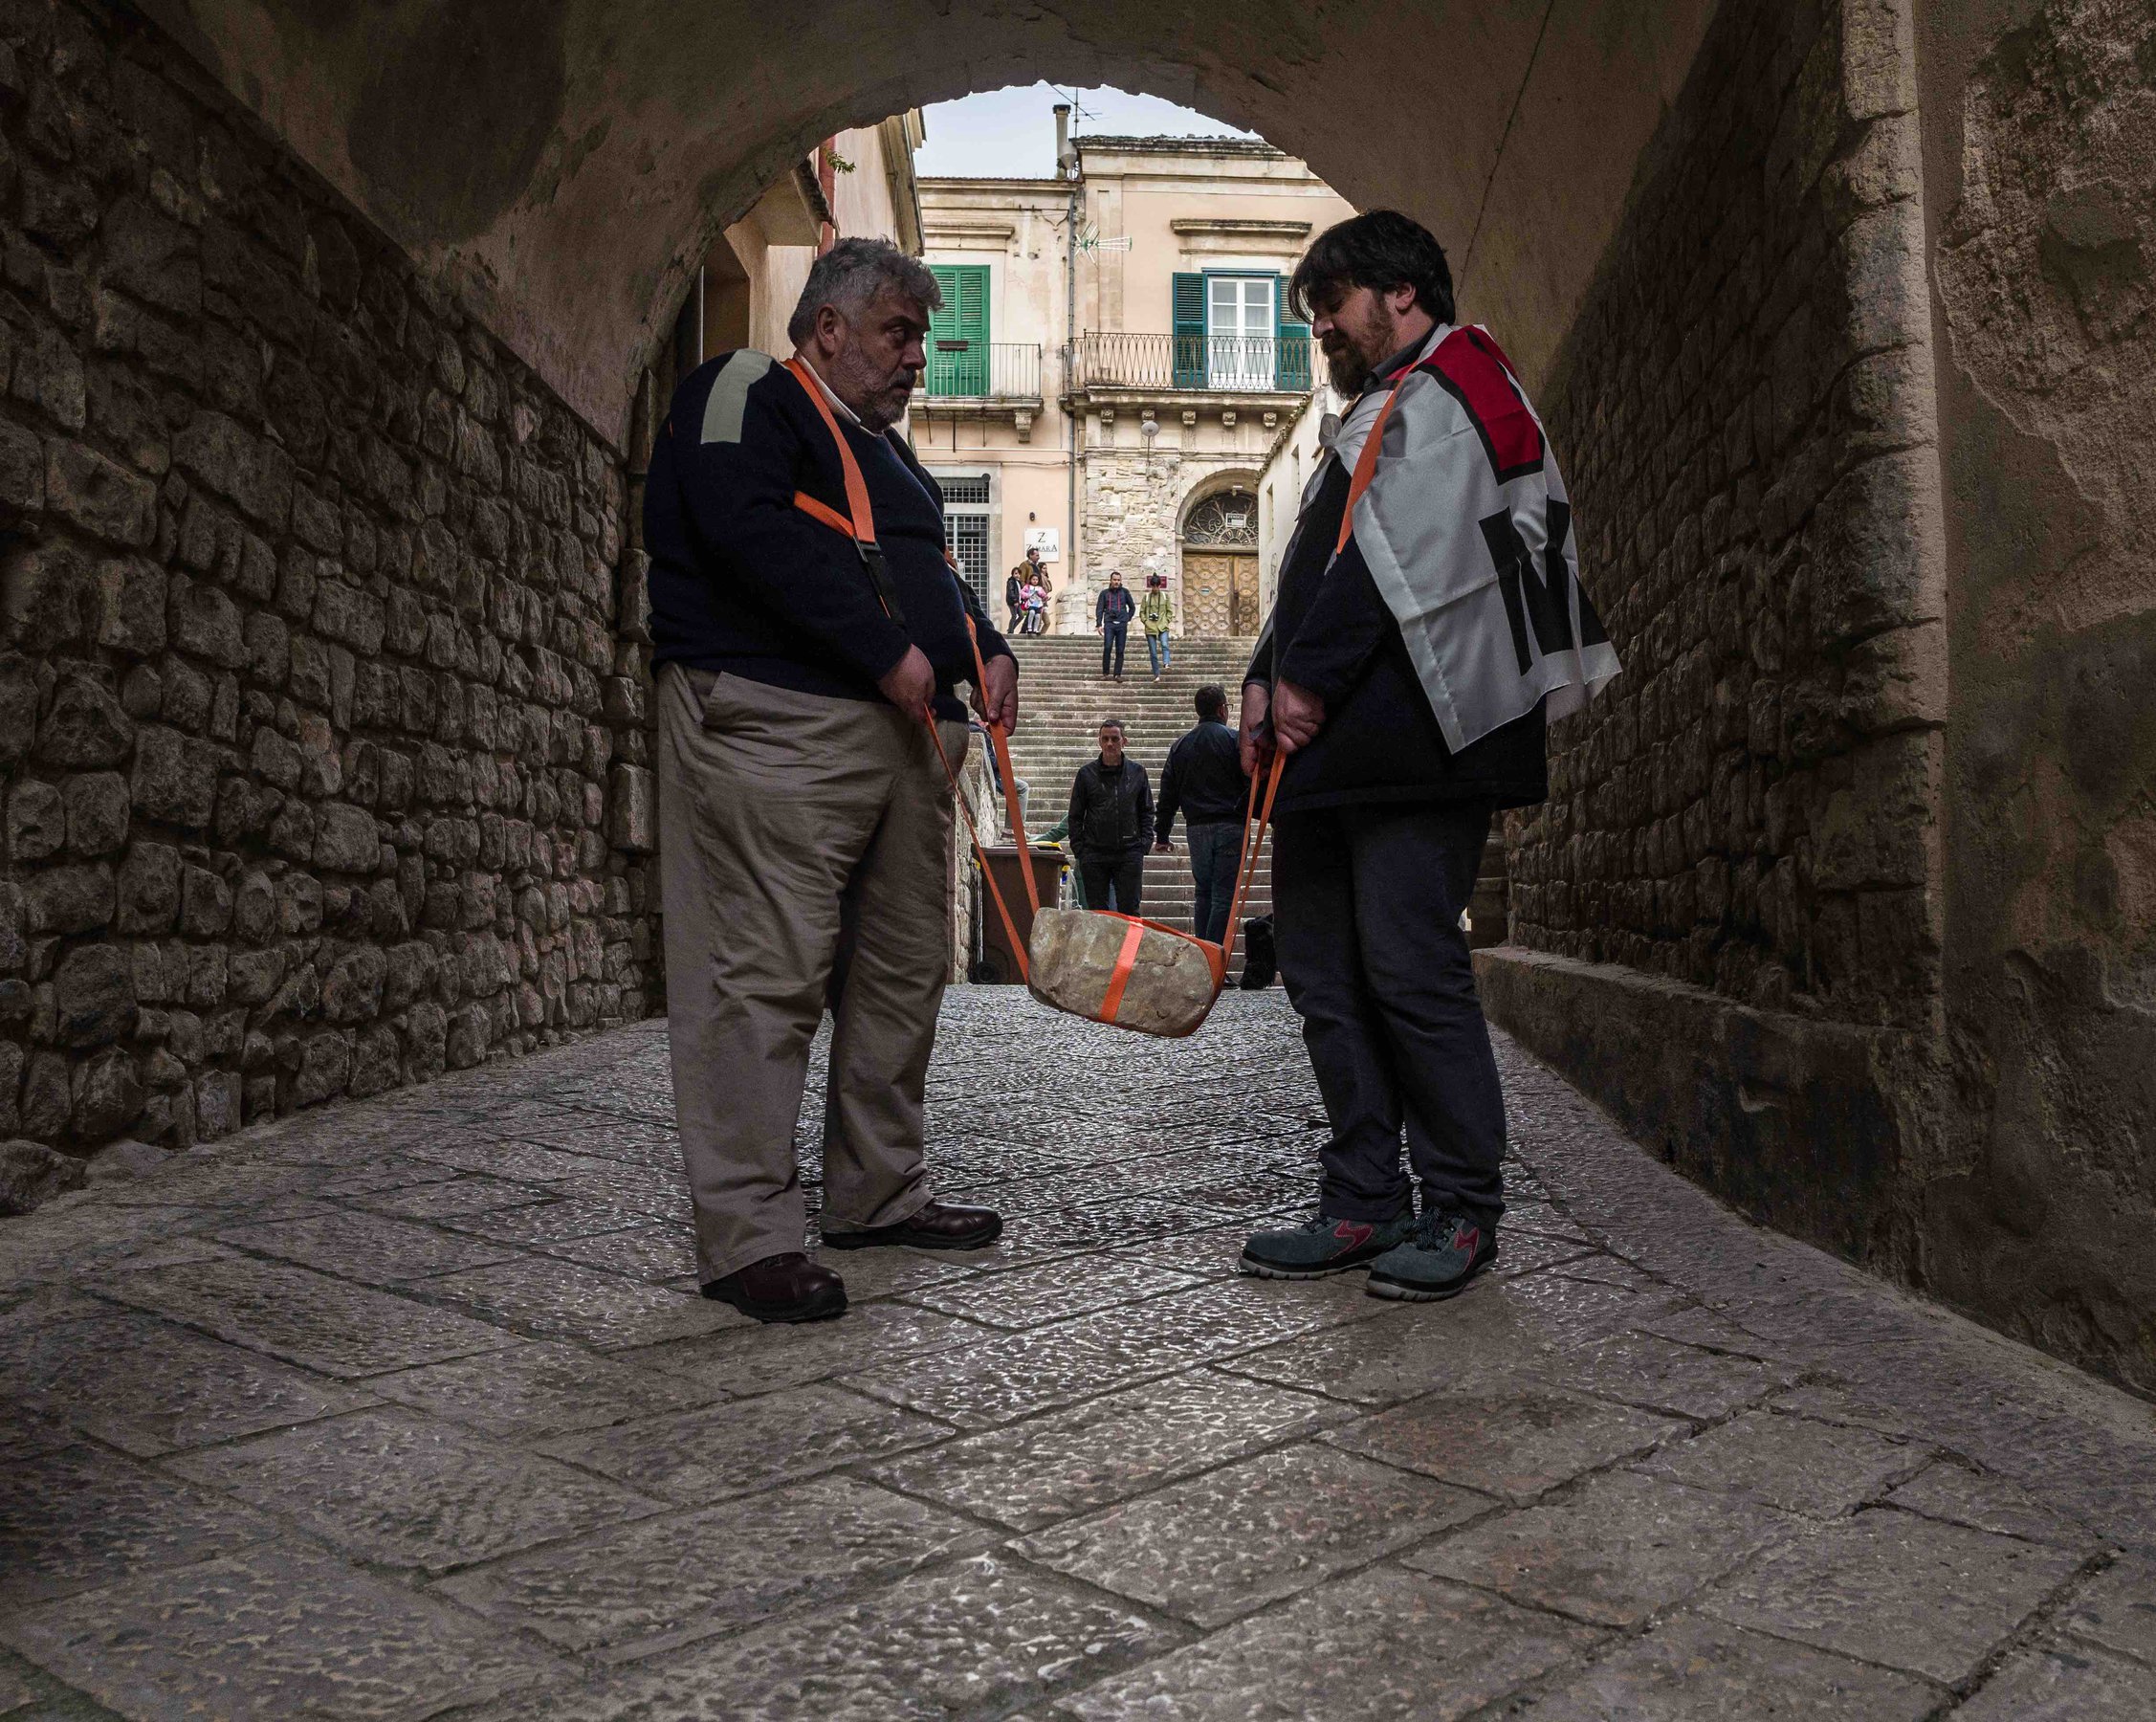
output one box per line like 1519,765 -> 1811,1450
1067,757 -> 1155,857
1095,586 -> 1136,628
1156,720 -> 1250,837
644,350 -> 1012,722
1245,449 -> 1546,814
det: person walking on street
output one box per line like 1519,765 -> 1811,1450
1155,684 -> 1250,944
645,237 -> 1018,1325
1004,563 -> 1025,633
1140,574 -> 1176,682
1096,570 -> 1135,680
1067,718 -> 1154,915
1236,211 -> 1619,1303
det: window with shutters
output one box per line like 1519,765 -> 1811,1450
1169,272 -> 1313,393
1206,275 -> 1276,390
926,264 -> 989,396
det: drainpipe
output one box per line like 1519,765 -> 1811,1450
1057,103 -> 1078,629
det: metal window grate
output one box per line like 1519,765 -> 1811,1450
946,513 -> 990,605
942,475 -> 991,506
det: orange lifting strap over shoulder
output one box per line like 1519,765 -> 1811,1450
779,355 -> 1305,1035
781,359 -> 1041,984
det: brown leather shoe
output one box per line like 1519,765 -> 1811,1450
700,1251 -> 847,1323
821,1200 -> 1002,1252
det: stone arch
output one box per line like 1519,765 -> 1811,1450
133,0 -> 1727,443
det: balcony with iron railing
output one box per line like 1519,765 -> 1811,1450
921,341 -> 1043,403
1071,331 -> 1313,396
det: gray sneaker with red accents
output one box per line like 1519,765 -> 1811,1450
1366,1209 -> 1499,1301
1240,1209 -> 1417,1279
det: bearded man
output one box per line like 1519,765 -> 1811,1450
1237,211 -> 1619,1301
644,238 -> 1018,1323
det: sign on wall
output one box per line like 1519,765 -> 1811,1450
1023,526 -> 1061,563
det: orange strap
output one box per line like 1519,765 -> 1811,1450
1215,750 -> 1286,982
1097,917 -> 1147,1022
792,490 -> 854,539
1331,363 -> 1417,556
785,358 -> 877,549
781,357 -> 1040,977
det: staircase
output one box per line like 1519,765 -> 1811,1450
1004,635 -> 1273,972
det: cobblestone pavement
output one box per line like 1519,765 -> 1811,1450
4,992 -> 2156,1720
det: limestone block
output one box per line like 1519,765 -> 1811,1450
64,771 -> 131,856
606,763 -> 655,854
0,1137 -> 84,1214
116,841 -> 181,936
8,780 -> 65,862
1026,908 -> 1221,1039
37,675 -> 133,767
131,724 -> 218,828
315,803 -> 381,873
27,862 -> 115,936
174,409 -> 294,528
73,1047 -> 146,1139
55,943 -> 137,1047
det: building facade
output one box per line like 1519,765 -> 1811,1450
670,114 -> 929,388
917,126 -> 1354,635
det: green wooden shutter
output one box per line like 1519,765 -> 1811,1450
1275,274 -> 1310,391
1172,272 -> 1205,389
928,264 -> 989,395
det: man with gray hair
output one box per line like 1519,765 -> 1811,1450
644,237 -> 1019,1323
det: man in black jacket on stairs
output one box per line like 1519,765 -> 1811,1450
1067,718 -> 1155,916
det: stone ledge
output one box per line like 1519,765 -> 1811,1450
1475,946 -> 1921,1269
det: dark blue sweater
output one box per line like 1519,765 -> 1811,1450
644,350 -> 1012,720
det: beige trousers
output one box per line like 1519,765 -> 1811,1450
655,663 -> 968,1282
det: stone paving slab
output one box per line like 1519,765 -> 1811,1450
1056,1564 -> 1601,1722
539,1382 -> 952,1502
1954,1642 -> 2156,1720
0,1304 -> 375,1455
869,1367 -> 1353,1532
0,1445 -> 275,1606
1017,1444 -> 1487,1626
4,994 -> 2156,1721
1402,1468 -> 1793,1627
168,1407 -> 665,1575
1700,1509 -> 2085,1683
0,1545 -> 562,1719
1511,1611 -> 1944,1719
1634,1406 -> 1926,1516
1327,1384 -> 1687,1504
462,1555 -> 1170,1722
433,1474 -> 997,1659
98,1256 -> 519,1377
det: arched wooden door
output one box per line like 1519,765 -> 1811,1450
1180,490 -> 1261,637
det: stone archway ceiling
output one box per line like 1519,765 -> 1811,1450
143,0 -> 1720,445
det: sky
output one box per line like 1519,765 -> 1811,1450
913,83 -> 1256,179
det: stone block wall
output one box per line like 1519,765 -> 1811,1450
1916,0 -> 2156,1392
0,0 -> 656,1179
1509,0 -> 1946,1037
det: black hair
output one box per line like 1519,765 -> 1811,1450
1195,684 -> 1228,721
1289,210 -> 1456,326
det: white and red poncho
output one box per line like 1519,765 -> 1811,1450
1318,321 -> 1621,752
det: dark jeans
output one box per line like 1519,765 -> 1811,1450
1101,621 -> 1128,675
1272,801 -> 1504,1226
1187,821 -> 1241,944
1078,847 -> 1145,916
